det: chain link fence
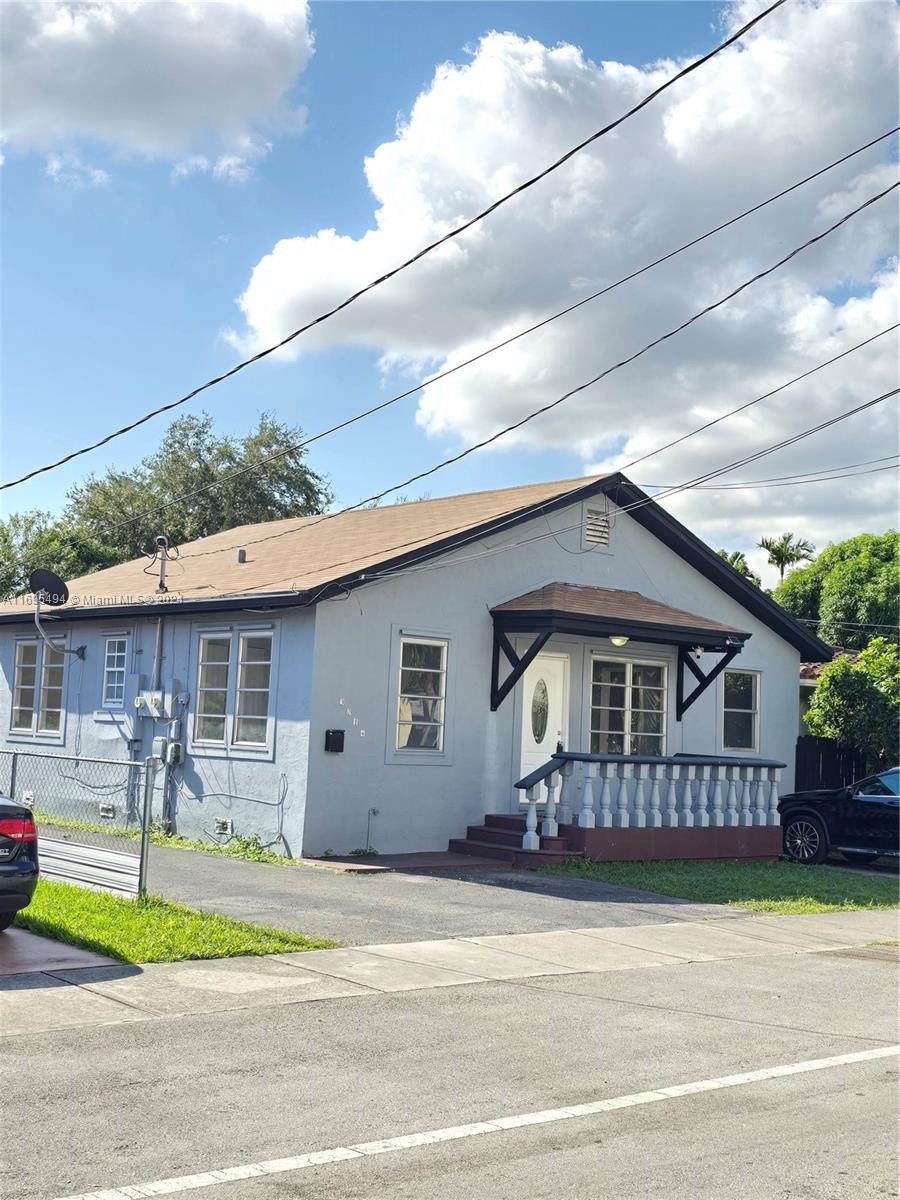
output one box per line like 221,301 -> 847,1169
0,749 -> 155,896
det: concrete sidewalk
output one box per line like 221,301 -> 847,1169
4,908 -> 896,1037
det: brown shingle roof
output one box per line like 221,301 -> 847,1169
493,582 -> 749,637
0,475 -> 605,618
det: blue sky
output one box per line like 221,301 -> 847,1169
1,1 -> 723,520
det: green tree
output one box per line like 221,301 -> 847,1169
65,412 -> 332,561
773,531 -> 899,650
716,549 -> 761,587
804,647 -> 898,771
0,512 -> 119,600
757,532 -> 816,583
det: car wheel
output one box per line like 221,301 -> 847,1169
0,912 -> 16,933
842,851 -> 879,866
783,814 -> 829,864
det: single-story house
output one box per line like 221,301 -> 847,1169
0,473 -> 831,864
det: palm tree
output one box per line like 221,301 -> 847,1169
716,549 -> 761,587
758,532 -> 816,583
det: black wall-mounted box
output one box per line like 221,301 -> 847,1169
324,729 -> 345,753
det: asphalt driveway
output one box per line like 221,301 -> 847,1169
146,843 -> 740,945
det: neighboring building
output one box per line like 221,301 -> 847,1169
0,474 -> 830,862
799,650 -> 859,733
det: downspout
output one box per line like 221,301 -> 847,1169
144,616 -> 176,832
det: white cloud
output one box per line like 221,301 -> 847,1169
1,1 -> 311,176
45,150 -> 109,187
172,137 -> 272,185
232,0 -> 898,567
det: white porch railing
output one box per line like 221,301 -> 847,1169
514,752 -> 785,852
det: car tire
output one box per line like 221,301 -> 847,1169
0,912 -> 16,933
783,813 -> 829,864
842,851 -> 879,866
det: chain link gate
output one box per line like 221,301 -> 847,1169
0,750 -> 157,896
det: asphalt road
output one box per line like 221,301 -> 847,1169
8,944 -> 897,1200
145,843 -> 742,945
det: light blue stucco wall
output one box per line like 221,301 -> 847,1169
301,496 -> 800,856
0,606 -> 316,857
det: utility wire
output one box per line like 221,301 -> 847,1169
177,182 -> 898,561
639,455 -> 899,489
0,0 -> 792,494
81,125 -> 899,538
223,384 -> 897,597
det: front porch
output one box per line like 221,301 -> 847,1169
450,752 -> 785,867
455,581 -> 786,867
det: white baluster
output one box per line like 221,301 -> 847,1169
663,769 -> 679,827
725,768 -> 739,827
708,766 -> 725,827
614,764 -> 631,828
522,785 -> 540,851
631,764 -> 646,828
579,762 -> 596,829
597,766 -> 613,828
739,767 -> 753,826
679,764 -> 695,827
647,764 -> 662,828
542,772 -> 559,838
767,767 -> 781,826
557,761 -> 574,826
694,765 -> 710,828
750,767 -> 765,826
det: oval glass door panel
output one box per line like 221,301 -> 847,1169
531,678 -> 549,744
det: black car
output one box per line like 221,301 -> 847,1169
779,767 -> 900,865
0,796 -> 39,931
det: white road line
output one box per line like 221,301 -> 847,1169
56,1045 -> 899,1200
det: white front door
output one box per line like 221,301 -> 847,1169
520,652 -> 569,780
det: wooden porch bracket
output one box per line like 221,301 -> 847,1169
490,629 -> 552,711
676,644 -> 742,721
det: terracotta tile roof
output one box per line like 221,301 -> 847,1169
799,648 -> 859,680
493,582 -> 749,637
0,475 -> 605,617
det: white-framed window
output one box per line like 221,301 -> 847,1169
102,637 -> 128,708
193,629 -> 274,749
11,639 -> 66,735
723,670 -> 759,752
396,636 -> 448,752
590,657 -> 666,756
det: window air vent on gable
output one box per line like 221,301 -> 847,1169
584,507 -> 611,546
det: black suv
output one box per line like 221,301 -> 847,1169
779,767 -> 900,865
0,796 -> 39,931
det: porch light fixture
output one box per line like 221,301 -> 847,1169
609,635 -> 630,647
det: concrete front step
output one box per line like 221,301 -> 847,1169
484,812 -> 529,832
448,837 -> 583,869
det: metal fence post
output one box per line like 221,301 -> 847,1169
8,751 -> 17,804
138,756 -> 156,899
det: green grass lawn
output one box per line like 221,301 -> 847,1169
544,858 -> 900,915
15,879 -> 336,963
33,810 -> 294,865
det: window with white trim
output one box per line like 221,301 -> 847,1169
102,637 -> 128,708
590,658 -> 666,756
194,631 -> 273,748
12,639 -> 66,734
396,637 -> 447,751
723,670 -> 759,751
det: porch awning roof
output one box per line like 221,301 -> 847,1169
491,583 -> 750,651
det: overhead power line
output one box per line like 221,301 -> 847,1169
179,181 -> 898,562
78,126 -> 900,539
639,454 -> 899,489
0,0 -> 792,494
221,383 -> 897,598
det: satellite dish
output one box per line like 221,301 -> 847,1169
29,569 -> 69,607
